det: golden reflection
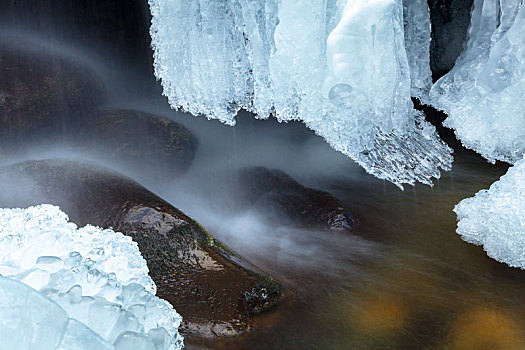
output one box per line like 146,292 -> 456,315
445,307 -> 525,350
349,294 -> 407,334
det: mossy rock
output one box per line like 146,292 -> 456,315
0,159 -> 282,338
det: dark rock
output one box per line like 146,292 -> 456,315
0,0 -> 153,79
78,109 -> 199,178
0,42 -> 105,152
238,167 -> 356,232
0,159 -> 282,338
0,42 -> 197,177
429,0 -> 474,80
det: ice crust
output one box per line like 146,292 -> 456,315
430,0 -> 525,164
455,158 -> 525,269
149,0 -> 452,188
0,205 -> 183,350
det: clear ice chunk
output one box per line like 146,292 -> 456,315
403,0 -> 433,104
113,332 -> 156,350
149,0 -> 452,188
430,0 -> 525,164
58,319 -> 114,350
0,205 -> 183,350
0,276 -> 68,350
454,158 -> 525,268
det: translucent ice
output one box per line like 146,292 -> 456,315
149,0 -> 452,188
403,0 -> 433,103
0,277 -> 68,350
0,205 -> 183,350
430,0 -> 525,164
454,158 -> 525,268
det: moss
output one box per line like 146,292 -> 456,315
255,273 -> 282,296
244,273 -> 283,314
198,222 -> 236,256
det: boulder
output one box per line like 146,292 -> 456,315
78,109 -> 198,178
0,42 -> 197,177
0,41 -> 104,151
0,0 -> 153,79
238,167 -> 356,231
0,159 -> 282,338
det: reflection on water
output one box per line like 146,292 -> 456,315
446,307 -> 525,350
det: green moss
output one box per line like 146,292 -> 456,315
256,273 -> 281,293
196,221 -> 236,256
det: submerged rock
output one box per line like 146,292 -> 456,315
79,109 -> 198,179
0,42 -> 198,178
238,167 -> 356,231
0,159 -> 282,338
0,41 -> 104,151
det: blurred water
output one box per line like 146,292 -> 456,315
157,130 -> 522,350
1,5 -> 523,349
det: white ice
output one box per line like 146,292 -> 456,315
0,205 -> 183,350
430,0 -> 525,164
149,0 -> 452,188
455,158 -> 525,269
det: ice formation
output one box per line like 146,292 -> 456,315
454,158 -> 525,269
0,205 -> 183,350
430,0 -> 525,164
149,0 -> 452,187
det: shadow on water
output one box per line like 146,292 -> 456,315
1,5 -> 524,350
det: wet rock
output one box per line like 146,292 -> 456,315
79,109 -> 199,178
0,41 -> 197,177
0,41 -> 105,152
238,167 -> 356,231
0,159 -> 282,338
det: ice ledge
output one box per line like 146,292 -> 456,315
454,158 -> 525,269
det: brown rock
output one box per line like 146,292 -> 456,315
78,109 -> 198,178
0,159 -> 282,338
238,166 -> 356,231
0,42 -> 104,151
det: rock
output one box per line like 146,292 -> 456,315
238,167 -> 356,231
0,42 -> 197,177
429,0 -> 474,79
78,109 -> 198,178
0,0 -> 153,81
0,41 -> 105,152
0,159 -> 282,338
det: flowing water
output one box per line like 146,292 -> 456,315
2,3 -> 524,350
157,120 -> 522,350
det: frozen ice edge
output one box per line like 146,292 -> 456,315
148,0 -> 453,189
454,158 -> 525,269
0,204 -> 183,350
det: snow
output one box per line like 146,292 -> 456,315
0,205 -> 183,350
430,0 -> 525,164
455,158 -> 525,269
149,0 -> 452,188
